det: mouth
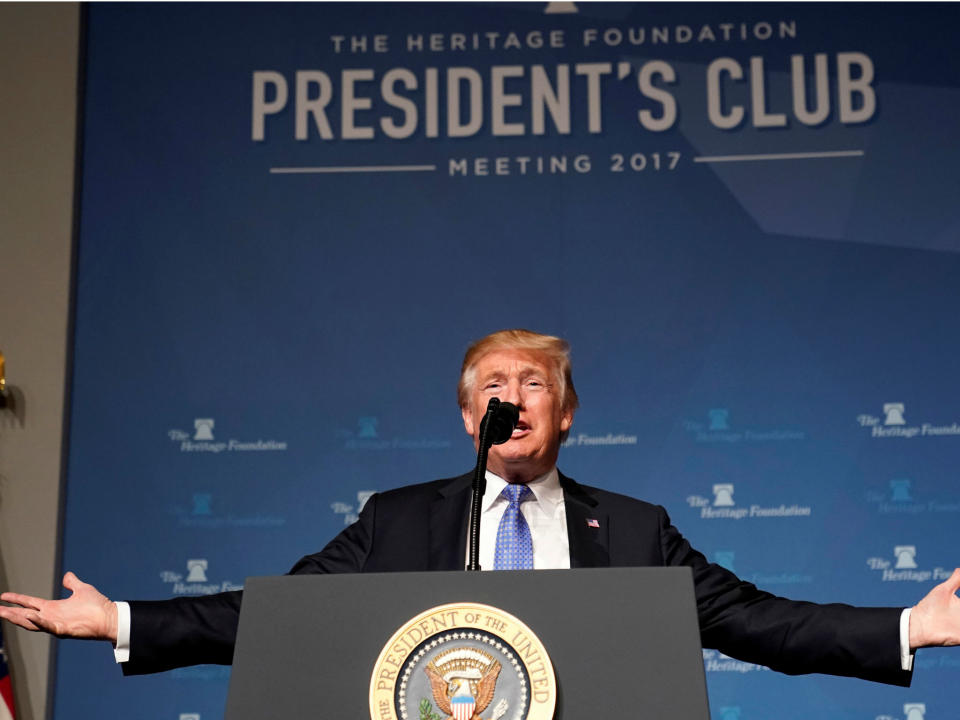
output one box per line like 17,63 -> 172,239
511,421 -> 531,438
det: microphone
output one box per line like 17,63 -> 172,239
479,400 -> 519,447
467,398 -> 520,571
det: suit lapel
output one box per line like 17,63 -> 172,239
428,472 -> 473,571
560,472 -> 610,568
427,470 -> 609,570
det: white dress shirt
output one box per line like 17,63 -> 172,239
473,468 -> 570,571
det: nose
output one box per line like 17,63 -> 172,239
500,378 -> 524,408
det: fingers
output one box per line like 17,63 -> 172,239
62,571 -> 82,592
944,567 -> 960,594
0,605 -> 41,632
0,592 -> 43,611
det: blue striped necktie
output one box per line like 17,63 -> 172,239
493,484 -> 534,570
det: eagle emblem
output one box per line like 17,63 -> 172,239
424,647 -> 508,720
370,604 -> 555,720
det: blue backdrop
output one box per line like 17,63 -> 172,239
59,4 -> 960,720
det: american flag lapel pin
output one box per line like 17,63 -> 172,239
586,518 -> 600,528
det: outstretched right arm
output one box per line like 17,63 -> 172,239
0,571 -> 240,675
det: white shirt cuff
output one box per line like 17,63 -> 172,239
113,601 -> 131,663
899,607 -> 914,672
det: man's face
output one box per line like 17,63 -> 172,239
461,348 -> 573,483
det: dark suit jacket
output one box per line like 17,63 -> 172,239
126,471 -> 911,685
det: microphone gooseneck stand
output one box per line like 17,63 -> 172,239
467,398 -> 500,571
465,398 -> 519,571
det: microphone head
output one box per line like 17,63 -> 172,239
485,401 -> 520,446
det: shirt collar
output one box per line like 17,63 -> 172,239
482,467 -> 562,512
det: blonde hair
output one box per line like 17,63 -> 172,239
458,329 -> 579,417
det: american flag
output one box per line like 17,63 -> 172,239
586,518 -> 600,528
0,626 -> 15,720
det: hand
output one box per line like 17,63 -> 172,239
0,572 -> 118,643
909,567 -> 960,649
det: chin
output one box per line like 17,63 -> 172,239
496,448 -> 549,471
492,449 -> 527,464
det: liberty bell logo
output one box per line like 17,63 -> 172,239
192,493 -> 212,515
357,417 -> 379,438
708,408 -> 730,431
894,546 -> 917,570
890,479 -> 913,502
186,559 -> 208,582
712,484 -> 735,507
193,418 -> 215,440
883,403 -> 905,426
903,703 -> 926,720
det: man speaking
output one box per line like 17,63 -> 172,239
2,330 -> 960,681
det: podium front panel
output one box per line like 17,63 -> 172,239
226,568 -> 709,720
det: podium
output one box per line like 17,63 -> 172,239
225,567 -> 710,719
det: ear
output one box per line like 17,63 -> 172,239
560,407 -> 574,434
461,404 -> 477,436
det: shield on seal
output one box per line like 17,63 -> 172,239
451,695 -> 475,720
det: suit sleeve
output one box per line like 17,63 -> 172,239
656,506 -> 912,686
122,493 -> 380,675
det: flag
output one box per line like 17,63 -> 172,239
586,518 -> 600,528
0,626 -> 15,720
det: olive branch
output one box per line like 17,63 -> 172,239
419,698 -> 442,720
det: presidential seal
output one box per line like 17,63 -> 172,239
370,603 -> 556,720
